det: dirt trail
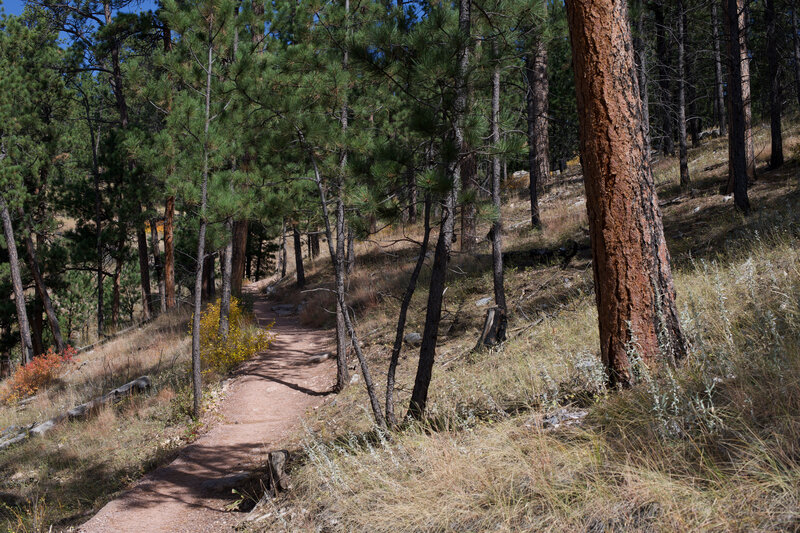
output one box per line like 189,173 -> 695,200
79,293 -> 335,533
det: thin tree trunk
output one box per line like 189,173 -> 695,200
490,38 -> 507,341
460,146 -> 477,252
406,169 -> 417,224
346,228 -> 355,274
111,238 -> 124,330
766,0 -> 784,169
712,2 -> 728,136
565,0 -> 688,387
654,2 -> 674,156
149,218 -> 166,314
136,223 -> 152,321
277,219 -> 287,277
81,91 -> 104,337
190,23 -> 214,419
231,220 -> 248,295
220,218 -> 233,341
792,0 -> 800,110
292,224 -> 305,289
203,254 -> 215,302
0,196 -> 34,364
31,299 -> 44,357
724,0 -> 752,212
164,196 -> 176,309
17,208 -> 65,352
525,36 -> 549,229
407,0 -> 469,420
677,0 -> 690,189
386,194 -> 431,427
634,2 -> 651,152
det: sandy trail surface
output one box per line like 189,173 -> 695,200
79,294 -> 334,533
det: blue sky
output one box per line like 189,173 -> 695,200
1,0 -> 159,17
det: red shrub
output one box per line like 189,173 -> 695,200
1,346 -> 76,403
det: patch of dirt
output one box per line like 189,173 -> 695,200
78,292 -> 335,533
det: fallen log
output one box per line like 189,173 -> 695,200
0,376 -> 150,450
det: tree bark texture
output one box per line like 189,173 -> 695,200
723,0 -> 752,212
149,218 -> 167,313
219,219 -> 233,341
565,0 -> 688,387
460,146 -> 478,253
712,2 -> 728,136
653,2 -> 674,156
525,39 -> 549,229
231,220 -> 248,294
677,0 -> 690,189
490,38 -> 507,341
292,224 -> 305,289
766,0 -> 784,169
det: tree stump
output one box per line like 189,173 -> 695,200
475,306 -> 507,350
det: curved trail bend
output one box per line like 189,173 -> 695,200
80,294 -> 334,533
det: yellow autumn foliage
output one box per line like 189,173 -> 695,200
194,297 -> 274,374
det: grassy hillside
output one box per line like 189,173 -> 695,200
246,122 -> 800,531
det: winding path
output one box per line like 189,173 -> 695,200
79,294 -> 335,533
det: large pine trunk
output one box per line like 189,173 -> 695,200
164,196 -> 176,309
723,0 -> 752,212
0,197 -> 34,364
766,0 -> 784,169
712,2 -> 728,136
407,0 -> 469,420
18,209 -> 65,352
565,0 -> 687,387
525,38 -> 549,229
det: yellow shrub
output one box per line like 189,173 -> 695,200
193,298 -> 274,374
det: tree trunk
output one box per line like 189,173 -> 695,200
490,38 -> 507,343
565,0 -> 688,387
231,220 -> 248,295
634,2 -> 651,152
766,0 -> 784,169
346,228 -> 355,274
460,146 -> 477,253
724,0 -> 752,212
406,169 -> 417,224
164,196 -> 176,309
202,253 -> 215,302
136,223 -> 152,321
1,197 -> 34,364
149,218 -> 166,314
17,208 -> 65,352
292,224 -> 305,289
31,300 -> 44,358
220,218 -> 233,341
712,2 -> 728,136
111,238 -> 124,330
677,0 -> 690,189
525,36 -> 549,229
309,232 -> 320,258
190,24 -> 214,419
792,0 -> 800,110
386,194 -> 431,427
407,0 -> 469,420
278,219 -> 287,278
654,2 -> 674,156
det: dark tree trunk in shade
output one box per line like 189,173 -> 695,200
292,225 -> 305,289
111,236 -> 125,329
164,196 -> 176,309
346,228 -> 355,274
712,2 -> 728,136
202,254 -> 215,302
653,2 -> 674,156
407,0 -> 469,420
309,232 -> 320,258
792,1 -> 800,110
766,0 -> 784,169
149,219 -> 166,314
406,169 -> 417,224
18,209 -> 66,352
219,219 -> 233,341
677,0 -> 690,189
31,300 -> 44,357
565,0 -> 688,387
490,38 -> 507,342
525,38 -> 549,229
386,195 -> 431,427
634,2 -> 650,151
136,223 -> 152,321
231,220 -> 248,295
723,0 -> 752,212
1,197 -> 34,364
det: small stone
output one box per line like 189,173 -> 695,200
475,297 -> 492,307
350,373 -> 360,384
404,332 -> 422,346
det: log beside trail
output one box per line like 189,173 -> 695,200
0,376 -> 151,450
502,240 -> 581,269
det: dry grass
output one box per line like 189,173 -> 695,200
247,121 -> 800,532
